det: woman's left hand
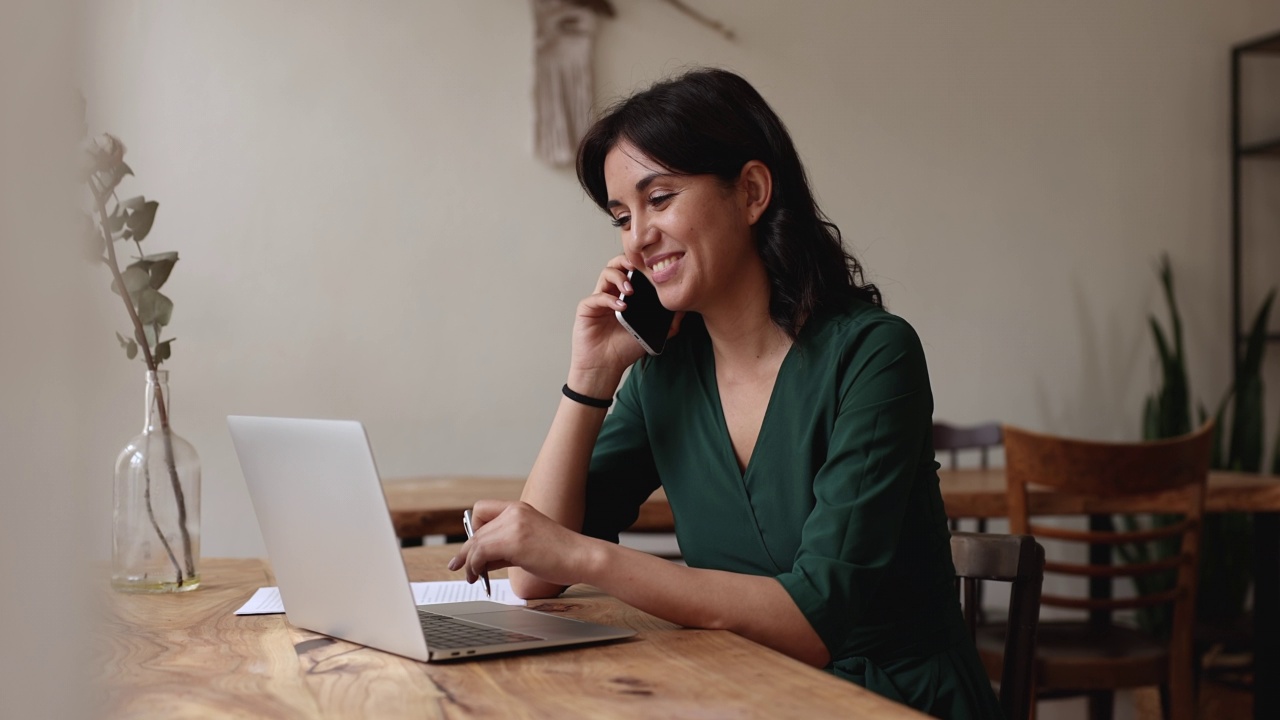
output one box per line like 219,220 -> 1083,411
447,500 -> 599,590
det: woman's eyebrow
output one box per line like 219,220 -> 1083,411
635,172 -> 676,192
607,172 -> 678,209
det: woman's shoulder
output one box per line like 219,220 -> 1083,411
805,297 -> 924,357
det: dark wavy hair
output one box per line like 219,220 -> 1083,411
576,68 -> 882,338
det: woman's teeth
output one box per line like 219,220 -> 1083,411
653,257 -> 677,272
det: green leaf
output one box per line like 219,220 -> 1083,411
155,339 -> 172,363
143,253 -> 178,289
122,265 -> 151,293
137,323 -> 157,350
95,161 -> 133,196
1272,415 -> 1280,475
125,200 -> 158,243
119,196 -> 146,211
132,288 -> 173,327
106,207 -> 126,234
1240,290 -> 1275,377
1232,375 -> 1264,472
1158,255 -> 1184,367
125,340 -> 138,360
1142,396 -> 1159,441
111,265 -> 150,296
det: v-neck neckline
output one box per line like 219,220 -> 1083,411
705,324 -> 807,481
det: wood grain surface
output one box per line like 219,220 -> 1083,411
937,469 -> 1280,519
383,476 -> 673,537
383,471 -> 1280,539
98,546 -> 927,719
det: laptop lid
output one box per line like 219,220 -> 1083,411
229,415 -> 432,661
227,415 -> 635,662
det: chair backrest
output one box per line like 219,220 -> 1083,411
951,531 -> 1045,720
933,421 -> 1003,470
1002,423 -> 1213,693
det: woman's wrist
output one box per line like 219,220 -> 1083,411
565,368 -> 623,401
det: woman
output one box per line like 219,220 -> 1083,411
449,68 -> 1002,718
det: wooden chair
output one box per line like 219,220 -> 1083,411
933,421 -> 1004,473
934,421 -> 1004,621
951,531 -> 1045,720
977,423 -> 1213,720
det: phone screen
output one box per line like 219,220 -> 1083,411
616,269 -> 675,356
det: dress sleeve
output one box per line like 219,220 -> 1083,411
581,361 -> 662,544
774,319 -> 935,655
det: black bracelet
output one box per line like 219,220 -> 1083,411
562,383 -> 612,409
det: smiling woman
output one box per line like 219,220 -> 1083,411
450,68 -> 1003,719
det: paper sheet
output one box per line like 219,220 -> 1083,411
234,579 -> 525,616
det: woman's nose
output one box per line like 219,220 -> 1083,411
625,215 -> 658,256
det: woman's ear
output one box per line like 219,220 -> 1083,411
738,160 -> 773,225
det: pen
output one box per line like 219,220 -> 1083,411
461,509 -> 491,599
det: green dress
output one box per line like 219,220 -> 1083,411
582,298 -> 1004,719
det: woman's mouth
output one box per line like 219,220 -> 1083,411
649,254 -> 683,283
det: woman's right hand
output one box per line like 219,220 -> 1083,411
566,255 -> 650,397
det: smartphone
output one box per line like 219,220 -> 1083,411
616,269 -> 675,356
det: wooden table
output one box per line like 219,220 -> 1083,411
383,470 -> 1280,537
98,546 -> 926,719
385,469 -> 1280,719
384,476 -> 674,538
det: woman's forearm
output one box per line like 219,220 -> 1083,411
510,392 -> 615,597
579,540 -> 831,668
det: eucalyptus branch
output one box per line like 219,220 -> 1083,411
94,191 -> 157,371
91,141 -> 196,584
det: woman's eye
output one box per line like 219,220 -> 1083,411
611,215 -> 630,228
648,193 -> 676,207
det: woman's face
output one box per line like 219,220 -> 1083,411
602,141 -> 763,313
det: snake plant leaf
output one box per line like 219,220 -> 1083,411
1229,291 -> 1274,472
1232,374 -> 1264,472
1157,255 -> 1184,366
1272,418 -> 1280,475
1241,290 -> 1275,376
1203,398 -> 1230,470
124,200 -> 158,243
1143,396 -> 1160,441
1150,318 -> 1172,368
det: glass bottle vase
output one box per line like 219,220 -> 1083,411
112,370 -> 201,592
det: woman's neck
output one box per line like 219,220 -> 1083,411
700,260 -> 793,370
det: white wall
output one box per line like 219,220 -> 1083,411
80,1 -> 1280,564
2,2 -> 94,717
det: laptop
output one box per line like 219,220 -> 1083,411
227,415 -> 635,662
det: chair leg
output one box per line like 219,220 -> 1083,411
1166,676 -> 1195,720
1086,690 -> 1114,720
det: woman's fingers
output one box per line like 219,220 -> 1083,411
595,266 -> 633,297
471,499 -> 514,527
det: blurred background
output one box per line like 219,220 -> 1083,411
4,2 -> 1279,717
74,0 -> 1280,559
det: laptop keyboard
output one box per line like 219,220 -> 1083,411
417,609 -> 543,649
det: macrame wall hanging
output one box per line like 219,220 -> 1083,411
529,0 -> 734,167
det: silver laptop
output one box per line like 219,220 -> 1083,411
227,415 -> 635,662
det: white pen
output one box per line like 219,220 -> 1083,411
461,509 -> 491,598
